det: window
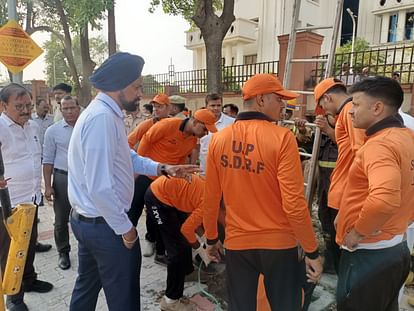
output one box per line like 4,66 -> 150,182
405,12 -> 414,40
388,14 -> 398,42
244,54 -> 257,65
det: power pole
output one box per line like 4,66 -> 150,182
7,0 -> 23,84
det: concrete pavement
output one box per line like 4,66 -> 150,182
5,200 -> 413,311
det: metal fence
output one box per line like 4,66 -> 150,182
143,60 -> 279,95
144,45 -> 414,95
313,45 -> 414,86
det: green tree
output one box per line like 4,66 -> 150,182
43,34 -> 108,87
0,0 -> 113,105
150,0 -> 235,94
334,38 -> 385,75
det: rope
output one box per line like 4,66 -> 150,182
197,262 -> 224,311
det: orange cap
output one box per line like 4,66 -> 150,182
193,109 -> 218,133
242,74 -> 299,100
150,93 -> 170,105
314,78 -> 344,104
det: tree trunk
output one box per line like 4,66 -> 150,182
192,0 -> 235,95
108,5 -> 116,56
54,0 -> 80,91
204,36 -> 223,94
79,24 -> 96,106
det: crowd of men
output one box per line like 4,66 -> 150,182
0,51 -> 414,311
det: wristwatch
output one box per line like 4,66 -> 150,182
160,164 -> 170,179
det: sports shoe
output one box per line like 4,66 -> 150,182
160,296 -> 196,311
154,254 -> 168,267
142,239 -> 155,257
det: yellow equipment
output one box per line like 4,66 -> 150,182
0,145 -> 36,311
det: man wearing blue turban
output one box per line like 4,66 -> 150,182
67,52 -> 198,311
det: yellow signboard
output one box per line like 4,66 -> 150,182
0,20 -> 43,74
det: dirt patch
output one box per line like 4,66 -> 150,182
201,202 -> 337,311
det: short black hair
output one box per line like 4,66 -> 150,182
53,83 -> 72,93
223,103 -> 239,114
36,98 -> 47,106
349,76 -> 403,111
0,83 -> 32,103
143,103 -> 153,114
325,79 -> 347,96
205,93 -> 222,105
61,95 -> 79,105
172,103 -> 185,112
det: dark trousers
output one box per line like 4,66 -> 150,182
318,168 -> 341,273
53,170 -> 71,254
337,242 -> 410,311
0,204 -> 38,305
145,188 -> 193,299
226,248 -> 303,311
319,205 -> 340,273
69,214 -> 141,311
128,175 -> 165,255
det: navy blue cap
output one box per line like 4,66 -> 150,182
89,52 -> 145,92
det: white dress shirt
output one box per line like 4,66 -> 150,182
68,92 -> 159,235
31,112 -> 54,148
0,113 -> 42,207
42,119 -> 73,171
400,109 -> 414,131
199,112 -> 234,173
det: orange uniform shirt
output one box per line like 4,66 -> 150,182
150,175 -> 204,244
128,118 -> 155,149
328,101 -> 365,210
138,118 -> 197,164
203,112 -> 318,253
336,125 -> 414,245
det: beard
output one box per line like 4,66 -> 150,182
119,91 -> 139,112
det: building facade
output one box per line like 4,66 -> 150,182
185,0 -> 339,70
358,0 -> 414,47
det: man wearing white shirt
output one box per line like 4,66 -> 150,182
0,83 -> 53,311
31,98 -> 53,149
52,83 -> 72,123
31,98 -> 54,209
43,95 -> 81,270
199,93 -> 234,174
68,52 -> 198,311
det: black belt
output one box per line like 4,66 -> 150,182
54,168 -> 68,175
70,209 -> 106,224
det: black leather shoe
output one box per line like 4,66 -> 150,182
23,279 -> 53,293
6,301 -> 28,311
58,252 -> 71,270
39,195 -> 44,206
35,242 -> 52,252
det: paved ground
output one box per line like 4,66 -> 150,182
4,200 -> 414,310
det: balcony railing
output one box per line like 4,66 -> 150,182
143,60 -> 279,95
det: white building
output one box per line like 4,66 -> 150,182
185,0 -> 339,70
358,0 -> 414,47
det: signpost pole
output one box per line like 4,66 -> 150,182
7,0 -> 22,84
